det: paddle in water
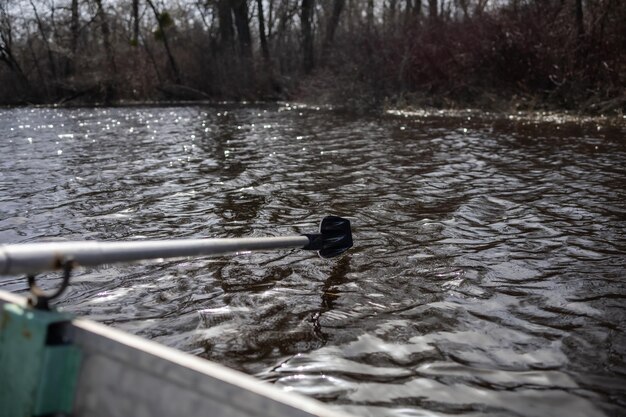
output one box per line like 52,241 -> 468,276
0,216 -> 353,276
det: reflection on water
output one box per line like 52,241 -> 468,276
1,105 -> 625,417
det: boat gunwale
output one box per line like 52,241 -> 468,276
0,290 -> 354,417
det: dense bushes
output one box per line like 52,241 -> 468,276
0,0 -> 624,113
315,1 -> 625,112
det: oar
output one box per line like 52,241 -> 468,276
0,216 -> 353,276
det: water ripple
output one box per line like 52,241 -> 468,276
1,105 -> 624,417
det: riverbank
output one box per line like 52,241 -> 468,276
3,59 -> 624,116
3,89 -> 624,120
1,2 -> 623,117
293,73 -> 626,117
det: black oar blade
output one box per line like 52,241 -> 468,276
318,216 -> 353,258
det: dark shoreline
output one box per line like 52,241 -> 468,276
2,2 -> 623,119
2,94 -> 624,121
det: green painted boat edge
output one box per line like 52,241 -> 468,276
1,296 -> 81,417
0,290 -> 355,417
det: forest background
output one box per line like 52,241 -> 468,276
0,0 -> 624,113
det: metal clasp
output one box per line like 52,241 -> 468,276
27,257 -> 74,310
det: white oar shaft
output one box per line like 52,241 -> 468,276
0,236 -> 311,276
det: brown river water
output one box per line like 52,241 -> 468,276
1,104 -> 624,416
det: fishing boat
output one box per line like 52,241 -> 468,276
0,217 -> 354,417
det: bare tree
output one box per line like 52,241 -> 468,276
231,0 -> 252,57
94,0 -> 117,78
0,1 -> 29,90
575,0 -> 584,37
384,0 -> 397,28
474,0 -> 489,16
457,0 -> 469,19
132,0 -> 140,45
145,0 -> 181,83
67,0 -> 79,75
322,0 -> 344,55
217,0 -> 234,48
428,0 -> 437,20
301,0 -> 314,73
366,0 -> 374,29
29,0 -> 57,80
257,0 -> 270,60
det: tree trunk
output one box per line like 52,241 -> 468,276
94,0 -> 117,75
322,0 -> 344,55
257,0 -> 270,60
367,0 -> 374,29
94,0 -> 118,100
231,0 -> 252,57
29,0 -> 57,80
405,0 -> 412,24
475,0 -> 489,16
385,0 -> 397,28
346,0 -> 353,32
140,30 -> 163,83
145,0 -> 181,84
428,0 -> 437,20
405,0 -> 421,22
267,0 -> 274,38
575,0 -> 584,37
132,0 -> 139,45
217,0 -> 234,48
68,0 -> 79,74
0,34 -> 30,92
301,0 -> 314,73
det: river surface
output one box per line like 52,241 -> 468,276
1,104 -> 625,417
